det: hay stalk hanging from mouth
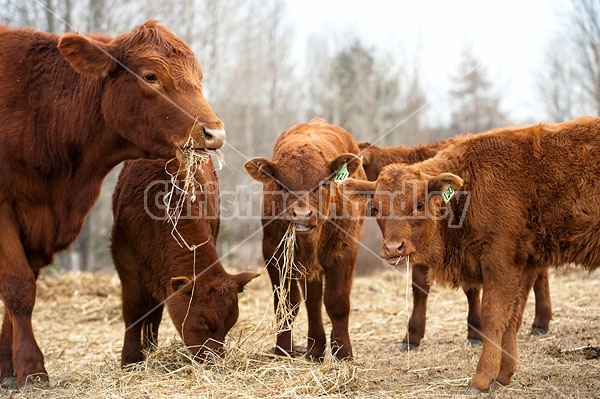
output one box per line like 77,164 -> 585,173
163,132 -> 225,252
265,223 -> 309,341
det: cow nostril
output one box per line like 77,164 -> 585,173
202,127 -> 214,142
397,241 -> 404,252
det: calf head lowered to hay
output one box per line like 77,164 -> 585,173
0,20 -> 225,387
244,117 -> 366,360
111,156 -> 258,366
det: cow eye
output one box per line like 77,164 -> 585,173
196,317 -> 209,329
416,203 -> 424,212
143,73 -> 158,83
370,206 -> 379,216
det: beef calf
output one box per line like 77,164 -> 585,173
358,141 -> 552,349
111,158 -> 257,366
244,117 -> 365,360
343,117 -> 600,392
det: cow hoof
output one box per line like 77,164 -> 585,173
467,338 -> 483,346
490,380 -> 504,392
530,327 -> 548,336
400,342 -> 418,352
1,376 -> 17,389
305,354 -> 325,363
464,386 -> 484,395
267,346 -> 305,358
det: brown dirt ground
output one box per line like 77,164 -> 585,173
1,266 -> 598,398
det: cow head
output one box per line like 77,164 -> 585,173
339,164 -> 463,265
167,271 -> 259,359
244,152 -> 363,236
57,20 -> 225,158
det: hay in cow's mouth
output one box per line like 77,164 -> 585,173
294,223 -> 313,233
385,255 -> 407,266
165,136 -> 225,251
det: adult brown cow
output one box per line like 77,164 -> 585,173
342,117 -> 600,392
244,117 -> 365,360
0,21 -> 225,387
111,158 -> 258,367
358,141 -> 553,349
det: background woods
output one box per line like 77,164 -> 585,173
2,0 -> 599,271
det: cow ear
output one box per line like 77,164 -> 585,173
170,276 -> 193,296
357,142 -> 373,167
428,172 -> 464,202
330,153 -> 362,182
58,33 -> 116,77
337,178 -> 376,202
230,272 -> 260,294
243,157 -> 276,183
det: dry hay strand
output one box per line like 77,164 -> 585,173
8,268 -> 600,398
165,133 -> 225,251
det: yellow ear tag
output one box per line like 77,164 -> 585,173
334,164 -> 349,182
441,184 -> 455,204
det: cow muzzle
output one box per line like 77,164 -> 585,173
201,126 -> 226,150
381,239 -> 413,265
289,207 -> 317,234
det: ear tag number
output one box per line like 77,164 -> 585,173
442,184 -> 455,203
334,164 -> 349,182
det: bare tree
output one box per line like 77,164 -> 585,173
569,0 -> 600,115
449,48 -> 506,134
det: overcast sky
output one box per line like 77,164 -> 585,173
287,0 -> 564,123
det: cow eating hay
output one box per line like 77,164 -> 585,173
244,117 -> 366,361
0,20 -> 225,387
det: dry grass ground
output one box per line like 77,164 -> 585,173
1,266 -> 598,398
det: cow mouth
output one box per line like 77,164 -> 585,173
293,223 -> 314,233
384,255 -> 407,266
184,147 -> 208,156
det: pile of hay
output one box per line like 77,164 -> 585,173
3,267 -> 599,398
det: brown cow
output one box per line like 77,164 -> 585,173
358,141 -> 553,349
111,158 -> 258,366
244,117 -> 365,360
0,21 -> 224,387
342,117 -> 600,392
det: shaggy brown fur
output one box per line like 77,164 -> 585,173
342,117 -> 600,392
244,117 -> 366,360
111,159 -> 257,367
0,21 -> 224,387
358,141 -> 552,349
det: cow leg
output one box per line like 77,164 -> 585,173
531,267 -> 552,335
323,262 -> 354,360
401,264 -> 430,350
468,260 -> 522,392
142,303 -> 163,353
266,262 -> 302,357
304,278 -> 326,360
0,214 -> 47,387
0,311 -> 15,387
120,283 -> 154,367
464,285 -> 483,345
496,266 -> 538,387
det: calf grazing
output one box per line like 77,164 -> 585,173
0,21 -> 224,387
111,159 -> 258,366
343,117 -> 600,392
244,117 -> 365,360
358,141 -> 552,349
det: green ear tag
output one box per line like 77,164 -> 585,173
441,184 -> 455,204
334,164 -> 349,182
